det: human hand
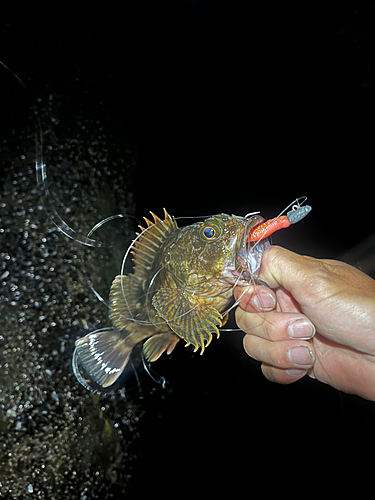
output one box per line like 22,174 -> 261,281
235,246 -> 375,400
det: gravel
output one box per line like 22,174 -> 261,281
0,77 -> 142,499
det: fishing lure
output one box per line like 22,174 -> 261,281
247,204 -> 312,242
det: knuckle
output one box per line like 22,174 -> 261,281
262,364 -> 306,385
242,334 -> 258,359
236,308 -> 281,341
262,245 -> 281,266
235,308 -> 248,332
266,344 -> 283,367
236,308 -> 261,334
243,335 -> 279,367
261,364 -> 276,382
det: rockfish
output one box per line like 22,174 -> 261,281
73,209 -> 272,388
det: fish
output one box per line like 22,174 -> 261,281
72,208 -> 272,389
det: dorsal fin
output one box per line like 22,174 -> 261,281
131,208 -> 178,276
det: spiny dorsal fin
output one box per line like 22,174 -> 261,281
131,209 -> 178,276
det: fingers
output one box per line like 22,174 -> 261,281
234,284 -> 302,316
243,335 -> 315,384
261,364 -> 311,384
236,308 -> 315,341
257,246 -> 375,352
235,281 -> 316,385
243,335 -> 315,368
237,306 -> 316,384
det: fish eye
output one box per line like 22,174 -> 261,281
199,224 -> 222,241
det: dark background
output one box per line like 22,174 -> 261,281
2,1 -> 375,497
3,1 -> 375,259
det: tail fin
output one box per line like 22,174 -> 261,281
72,328 -> 133,388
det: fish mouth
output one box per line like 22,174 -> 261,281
232,215 -> 271,285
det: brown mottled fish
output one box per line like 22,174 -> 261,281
73,209 -> 271,388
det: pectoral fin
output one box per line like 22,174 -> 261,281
152,288 -> 222,354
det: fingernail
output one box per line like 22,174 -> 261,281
288,318 -> 316,339
286,368 -> 307,378
251,292 -> 275,311
287,346 -> 315,367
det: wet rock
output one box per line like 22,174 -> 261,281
0,78 -> 141,498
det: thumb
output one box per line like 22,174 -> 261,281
259,246 -> 375,355
258,246 -> 314,300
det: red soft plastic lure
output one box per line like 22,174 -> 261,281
247,205 -> 312,242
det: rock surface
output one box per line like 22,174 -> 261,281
0,78 -> 141,498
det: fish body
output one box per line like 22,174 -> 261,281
73,209 -> 270,388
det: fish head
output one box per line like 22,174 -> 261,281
171,213 -> 270,288
233,214 -> 272,284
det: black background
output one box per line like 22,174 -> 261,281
2,1 -> 375,496
3,1 -> 375,258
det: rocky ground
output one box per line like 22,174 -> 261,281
0,77 -> 142,498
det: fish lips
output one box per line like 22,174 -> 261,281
234,215 -> 271,283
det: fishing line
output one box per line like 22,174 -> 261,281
220,214 -> 268,318
30,63 -> 140,250
223,198 -> 312,339
277,196 -> 308,218
4,60 -> 288,387
33,104 -> 106,247
0,60 -> 26,88
141,351 -> 166,389
175,215 -> 211,221
72,342 -> 101,393
81,214 -> 126,307
130,360 -> 143,398
0,62 -> 81,247
118,225 -> 170,326
220,199 -> 305,331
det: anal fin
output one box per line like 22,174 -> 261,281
143,332 -> 180,362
